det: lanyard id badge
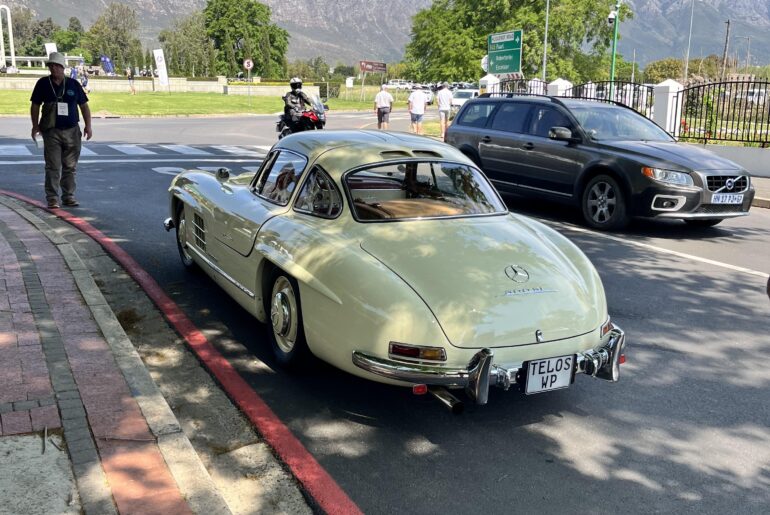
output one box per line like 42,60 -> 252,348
50,77 -> 69,116
57,102 -> 69,116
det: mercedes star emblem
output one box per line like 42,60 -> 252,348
505,265 -> 530,283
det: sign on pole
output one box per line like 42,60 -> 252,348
359,60 -> 387,73
487,30 -> 523,78
153,48 -> 169,88
243,58 -> 253,70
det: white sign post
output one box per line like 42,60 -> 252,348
153,48 -> 169,91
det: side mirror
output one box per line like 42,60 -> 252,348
323,104 -> 329,111
549,126 -> 579,142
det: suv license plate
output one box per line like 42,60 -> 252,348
712,193 -> 743,204
525,355 -> 574,394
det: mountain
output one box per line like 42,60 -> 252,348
618,1 -> 770,68
4,0 -> 770,69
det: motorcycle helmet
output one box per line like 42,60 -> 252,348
289,77 -> 303,90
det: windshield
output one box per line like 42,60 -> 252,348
570,105 -> 673,142
308,95 -> 325,111
346,161 -> 506,221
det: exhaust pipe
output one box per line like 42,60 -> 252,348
429,386 -> 464,415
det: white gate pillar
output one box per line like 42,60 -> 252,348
653,79 -> 684,136
0,5 -> 16,68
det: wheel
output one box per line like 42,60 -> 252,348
684,218 -> 723,228
266,270 -> 311,367
278,127 -> 291,139
581,175 -> 629,230
175,204 -> 197,271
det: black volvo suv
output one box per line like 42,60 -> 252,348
445,94 -> 755,229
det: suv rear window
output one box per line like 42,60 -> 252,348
489,102 -> 531,133
456,103 -> 496,128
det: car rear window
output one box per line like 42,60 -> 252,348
489,102 -> 530,133
346,161 -> 506,221
456,103 -> 496,128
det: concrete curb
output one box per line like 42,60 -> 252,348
0,196 -> 232,515
753,196 -> 770,209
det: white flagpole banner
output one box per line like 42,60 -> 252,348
153,48 -> 169,87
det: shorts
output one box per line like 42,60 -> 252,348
377,107 -> 391,123
439,109 -> 450,122
410,113 -> 424,123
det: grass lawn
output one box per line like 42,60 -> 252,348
0,89 -> 405,116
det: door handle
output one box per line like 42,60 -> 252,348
481,136 -> 492,143
523,142 -> 534,150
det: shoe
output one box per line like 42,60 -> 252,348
47,200 -> 60,209
62,199 -> 80,207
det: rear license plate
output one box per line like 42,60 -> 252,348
525,355 -> 575,394
711,193 -> 743,204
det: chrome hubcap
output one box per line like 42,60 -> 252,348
177,216 -> 192,262
270,277 -> 297,354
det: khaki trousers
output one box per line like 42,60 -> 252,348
42,126 -> 81,202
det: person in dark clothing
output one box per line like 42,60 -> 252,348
30,52 -> 92,209
283,77 -> 312,131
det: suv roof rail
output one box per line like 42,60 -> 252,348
477,92 -> 638,112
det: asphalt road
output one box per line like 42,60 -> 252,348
1,116 -> 769,514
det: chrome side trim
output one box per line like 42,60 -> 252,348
187,246 -> 256,298
490,179 -> 573,198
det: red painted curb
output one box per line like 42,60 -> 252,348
1,189 -> 362,515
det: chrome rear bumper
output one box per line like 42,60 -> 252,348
352,327 -> 626,405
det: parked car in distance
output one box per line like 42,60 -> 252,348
164,130 -> 626,410
451,89 -> 480,110
445,93 -> 755,229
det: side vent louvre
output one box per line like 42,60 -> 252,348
193,213 -> 206,251
380,150 -> 412,159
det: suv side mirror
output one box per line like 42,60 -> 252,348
549,126 -> 579,142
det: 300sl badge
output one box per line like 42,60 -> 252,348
500,286 -> 556,297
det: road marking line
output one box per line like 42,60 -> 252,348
550,221 -> 769,279
0,158 -> 263,165
159,145 -> 212,155
110,144 -> 157,155
79,146 -> 97,156
0,145 -> 32,156
211,145 -> 264,156
152,167 -> 185,175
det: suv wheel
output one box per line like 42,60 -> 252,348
581,175 -> 629,230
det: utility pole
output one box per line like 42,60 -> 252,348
720,20 -> 730,81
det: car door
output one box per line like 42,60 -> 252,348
476,101 -> 533,191
516,105 -> 587,197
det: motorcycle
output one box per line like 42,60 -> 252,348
277,95 -> 328,139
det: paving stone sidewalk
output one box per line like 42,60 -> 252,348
0,199 -> 221,514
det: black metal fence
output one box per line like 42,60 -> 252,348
674,80 -> 770,145
500,79 -> 547,95
564,81 -> 653,115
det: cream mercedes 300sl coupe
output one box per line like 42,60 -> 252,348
164,130 -> 626,412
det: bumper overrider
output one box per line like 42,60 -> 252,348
352,327 -> 625,405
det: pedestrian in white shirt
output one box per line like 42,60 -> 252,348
436,82 -> 453,140
374,84 -> 394,129
408,87 -> 427,135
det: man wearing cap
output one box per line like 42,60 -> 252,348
374,84 -> 394,130
30,52 -> 92,209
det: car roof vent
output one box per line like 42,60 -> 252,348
380,150 -> 412,159
412,150 -> 442,158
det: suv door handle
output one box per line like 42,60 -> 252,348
481,136 -> 492,143
522,142 -> 535,150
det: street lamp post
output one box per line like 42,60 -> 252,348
609,0 -> 621,100
735,35 -> 751,72
542,0 -> 550,83
683,0 -> 696,83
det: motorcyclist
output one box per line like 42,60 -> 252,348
283,77 -> 313,132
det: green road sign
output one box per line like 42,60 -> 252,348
488,30 -> 522,75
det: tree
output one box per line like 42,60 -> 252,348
9,7 -> 61,56
68,17 -> 84,34
83,3 -> 142,70
644,58 -> 683,84
404,0 -> 632,83
203,0 -> 288,78
159,12 -> 218,77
